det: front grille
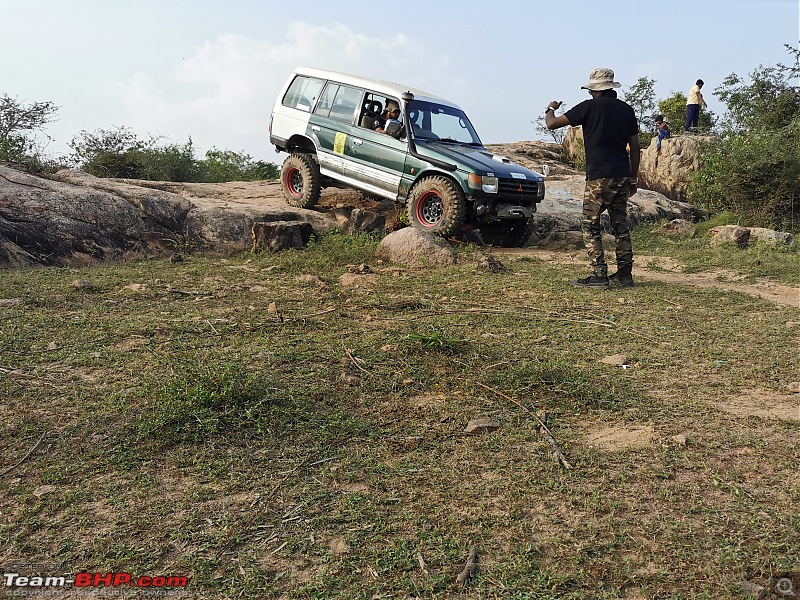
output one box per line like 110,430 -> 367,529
498,178 -> 542,202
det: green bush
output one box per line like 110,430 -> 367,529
69,127 -> 277,182
689,119 -> 800,230
198,148 -> 278,182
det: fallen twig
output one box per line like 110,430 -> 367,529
416,552 -> 429,576
343,342 -> 371,375
0,431 -> 47,477
474,382 -> 573,469
168,288 -> 212,297
456,547 -> 478,587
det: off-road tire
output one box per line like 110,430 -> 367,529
480,217 -> 536,248
407,176 -> 465,238
280,153 -> 321,208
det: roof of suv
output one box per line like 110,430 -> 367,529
295,66 -> 459,109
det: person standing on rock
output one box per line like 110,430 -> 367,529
545,67 -> 640,288
684,79 -> 708,133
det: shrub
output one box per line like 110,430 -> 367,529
689,119 -> 800,230
70,127 -> 278,182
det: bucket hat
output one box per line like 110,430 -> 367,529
580,68 -> 622,91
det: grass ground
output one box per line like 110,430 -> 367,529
0,226 -> 798,599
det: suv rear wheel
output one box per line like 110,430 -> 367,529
280,153 -> 321,208
407,176 -> 465,237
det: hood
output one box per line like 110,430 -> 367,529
415,141 -> 544,180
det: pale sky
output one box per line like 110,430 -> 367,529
3,0 -> 799,165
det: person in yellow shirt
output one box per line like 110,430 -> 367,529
684,79 -> 708,132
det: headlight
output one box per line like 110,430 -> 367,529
468,174 -> 498,194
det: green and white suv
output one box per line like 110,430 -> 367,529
269,67 -> 545,246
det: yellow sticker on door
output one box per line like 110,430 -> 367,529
333,132 -> 347,155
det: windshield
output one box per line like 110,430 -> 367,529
407,100 -> 483,145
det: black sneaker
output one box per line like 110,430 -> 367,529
609,271 -> 634,287
570,274 -> 609,289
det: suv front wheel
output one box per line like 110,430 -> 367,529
407,176 -> 465,238
480,217 -> 536,247
280,153 -> 321,208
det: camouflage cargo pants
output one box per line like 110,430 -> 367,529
582,177 -> 633,277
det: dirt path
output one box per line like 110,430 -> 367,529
491,247 -> 800,308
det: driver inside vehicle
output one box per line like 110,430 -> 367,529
374,100 -> 404,138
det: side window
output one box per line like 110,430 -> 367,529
314,83 -> 339,118
282,75 -> 325,112
329,85 -> 362,124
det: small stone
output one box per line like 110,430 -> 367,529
267,302 -> 278,315
787,382 -> 800,394
464,418 -> 501,435
123,283 -> 148,292
671,434 -> 688,447
72,279 -> 97,290
299,274 -> 327,287
402,378 -> 414,386
0,298 -> 23,306
600,354 -> 629,367
340,372 -> 358,384
46,341 -> 58,351
33,485 -> 57,499
381,344 -> 398,351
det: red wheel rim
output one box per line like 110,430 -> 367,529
284,166 -> 302,197
415,191 -> 444,227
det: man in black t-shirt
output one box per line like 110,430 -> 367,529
546,68 -> 640,288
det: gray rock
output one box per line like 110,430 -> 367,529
709,225 -> 752,249
599,354 -> 628,367
655,218 -> 697,237
747,227 -> 795,247
464,418 -> 500,435
376,228 -> 455,266
343,208 -> 386,235
251,220 -> 314,252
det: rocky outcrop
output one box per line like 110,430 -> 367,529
0,144 -> 713,267
638,135 -> 707,202
0,166 -> 346,266
708,224 -> 795,248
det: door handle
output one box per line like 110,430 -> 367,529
311,125 -> 320,132
352,139 -> 362,145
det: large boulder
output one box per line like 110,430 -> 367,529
638,134 -> 708,202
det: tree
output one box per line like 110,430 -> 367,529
69,127 -> 147,179
0,95 -> 58,163
531,105 -> 570,151
622,77 -> 657,137
714,65 -> 800,132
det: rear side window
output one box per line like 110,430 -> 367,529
282,75 -> 325,112
314,83 -> 362,124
